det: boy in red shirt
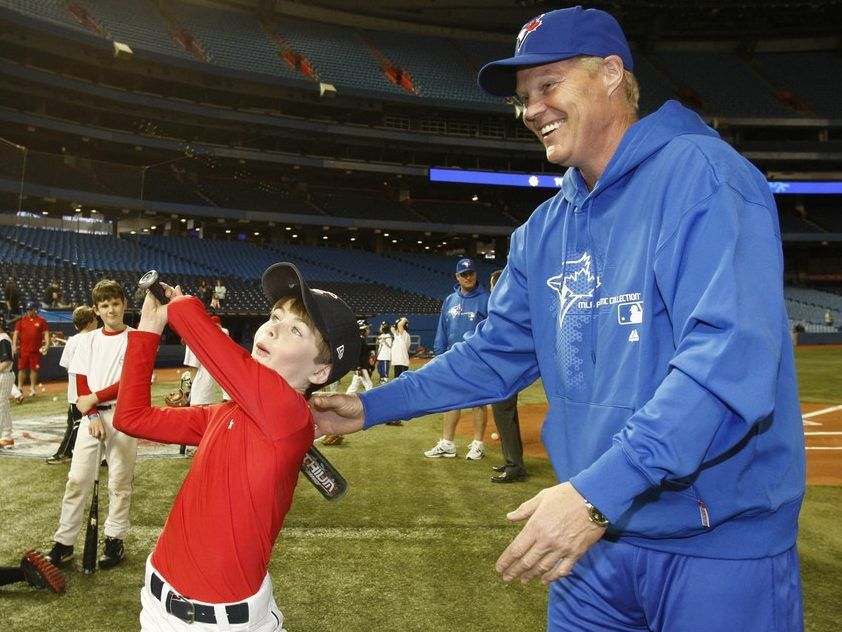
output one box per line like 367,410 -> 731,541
114,263 -> 358,631
12,301 -> 49,397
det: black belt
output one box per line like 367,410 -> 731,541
150,571 -> 249,625
96,404 -> 114,411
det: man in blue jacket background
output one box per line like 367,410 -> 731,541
313,6 -> 805,631
424,258 -> 490,461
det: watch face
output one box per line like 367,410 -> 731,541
586,503 -> 609,527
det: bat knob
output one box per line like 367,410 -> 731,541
138,270 -> 169,305
138,270 -> 159,290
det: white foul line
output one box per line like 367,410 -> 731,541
803,404 -> 842,418
806,447 -> 842,451
802,403 -> 842,426
805,432 -> 842,436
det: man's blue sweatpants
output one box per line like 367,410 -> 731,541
548,539 -> 803,631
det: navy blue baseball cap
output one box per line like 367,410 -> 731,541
262,262 -> 360,387
25,300 -> 37,310
455,258 -> 477,274
477,6 -> 633,97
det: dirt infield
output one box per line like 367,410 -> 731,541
464,402 -> 842,487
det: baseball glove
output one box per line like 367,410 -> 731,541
165,389 -> 190,407
21,550 -> 66,593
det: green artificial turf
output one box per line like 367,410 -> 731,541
794,346 -> 842,404
1,349 -> 841,630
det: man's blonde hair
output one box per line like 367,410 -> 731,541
271,296 -> 331,366
578,55 -> 639,114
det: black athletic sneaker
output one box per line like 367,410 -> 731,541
98,537 -> 125,569
47,541 -> 74,566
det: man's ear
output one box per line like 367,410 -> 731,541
602,55 -> 625,99
309,363 -> 332,387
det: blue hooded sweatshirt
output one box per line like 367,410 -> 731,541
434,284 -> 490,355
361,101 -> 805,559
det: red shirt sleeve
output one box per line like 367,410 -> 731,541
167,295 -> 310,441
95,382 -> 119,403
114,330 -> 211,445
75,374 -> 99,416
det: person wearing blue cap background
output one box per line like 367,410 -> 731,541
312,6 -> 804,631
423,258 -> 489,461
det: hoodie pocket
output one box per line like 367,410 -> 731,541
541,396 -> 634,482
541,396 -> 710,538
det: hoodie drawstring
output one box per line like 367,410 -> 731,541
586,197 -> 598,365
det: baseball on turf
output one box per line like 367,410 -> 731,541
491,432 -> 499,440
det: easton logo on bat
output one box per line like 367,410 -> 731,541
302,452 -> 337,494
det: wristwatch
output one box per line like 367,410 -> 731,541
584,500 -> 610,528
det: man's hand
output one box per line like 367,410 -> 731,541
496,482 -> 606,586
39,345 -> 49,356
309,394 -> 365,438
88,414 -> 106,441
138,282 -> 182,335
75,393 -> 98,416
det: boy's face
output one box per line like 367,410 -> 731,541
94,297 -> 127,332
252,302 -> 330,392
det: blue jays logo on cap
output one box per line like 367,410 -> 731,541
456,258 -> 477,274
516,15 -> 543,53
477,6 -> 633,97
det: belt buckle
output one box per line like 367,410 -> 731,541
166,591 -> 195,624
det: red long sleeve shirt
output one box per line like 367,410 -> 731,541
114,296 -> 313,602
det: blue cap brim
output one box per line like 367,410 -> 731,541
477,52 -> 581,97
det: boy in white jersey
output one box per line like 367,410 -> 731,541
183,315 -> 230,406
46,305 -> 98,464
46,280 -> 136,570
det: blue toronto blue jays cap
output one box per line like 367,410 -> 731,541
477,6 -> 633,97
455,258 -> 477,274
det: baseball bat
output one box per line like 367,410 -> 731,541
300,445 -> 348,501
82,439 -> 103,574
138,269 -> 169,304
138,271 -> 350,501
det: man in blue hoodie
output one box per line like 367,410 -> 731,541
423,258 -> 490,461
313,7 -> 805,631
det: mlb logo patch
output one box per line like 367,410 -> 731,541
617,301 -> 643,325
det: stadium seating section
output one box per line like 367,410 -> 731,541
3,0 -> 841,117
2,224 -> 838,331
0,224 -> 465,315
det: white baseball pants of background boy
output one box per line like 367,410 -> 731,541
53,410 -> 138,544
346,368 -> 372,394
0,372 -> 13,441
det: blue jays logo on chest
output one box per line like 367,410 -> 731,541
546,252 -> 601,328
